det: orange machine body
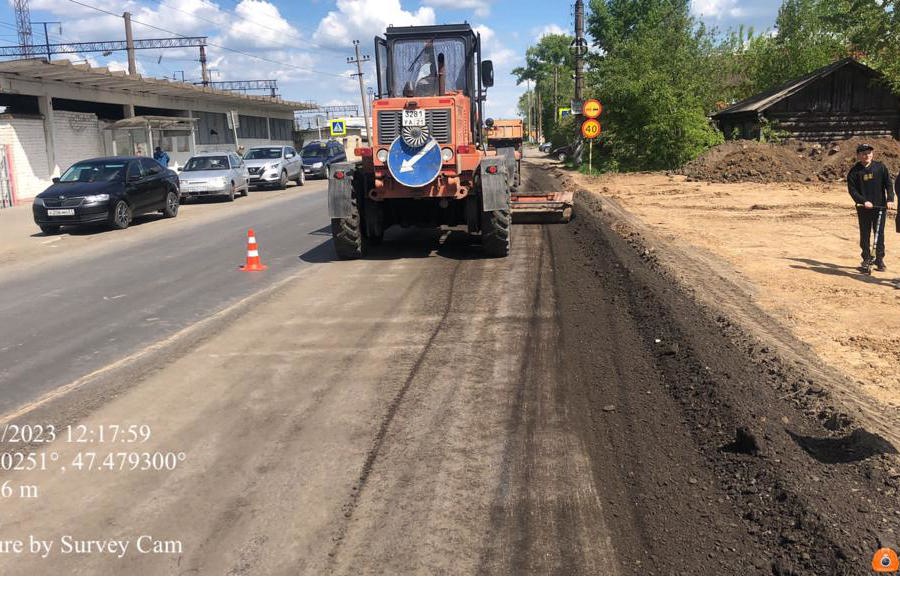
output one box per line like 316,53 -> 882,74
361,92 -> 494,201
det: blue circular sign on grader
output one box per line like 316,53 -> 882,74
387,136 -> 443,188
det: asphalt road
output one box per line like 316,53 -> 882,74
0,181 -> 332,415
0,161 -> 896,575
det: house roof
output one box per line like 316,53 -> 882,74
0,58 -> 316,113
714,58 -> 885,118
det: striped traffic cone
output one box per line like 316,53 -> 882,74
239,228 -> 268,271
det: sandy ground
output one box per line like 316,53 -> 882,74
566,169 -> 900,414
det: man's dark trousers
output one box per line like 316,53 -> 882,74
857,206 -> 887,262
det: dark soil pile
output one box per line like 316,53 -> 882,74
681,137 -> 900,184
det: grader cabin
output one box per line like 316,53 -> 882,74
714,58 -> 900,142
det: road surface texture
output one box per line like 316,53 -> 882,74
0,161 -> 897,575
0,180 -> 329,416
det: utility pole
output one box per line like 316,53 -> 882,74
553,65 -> 559,123
523,80 -> 530,143
573,0 -> 586,107
123,12 -> 136,75
347,40 -> 371,145
572,0 -> 588,165
199,45 -> 209,86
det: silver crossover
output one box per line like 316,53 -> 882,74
178,152 -> 249,201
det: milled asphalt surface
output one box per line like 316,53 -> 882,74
0,181 -> 333,415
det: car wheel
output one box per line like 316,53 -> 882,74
224,183 -> 235,202
240,183 -> 249,197
39,224 -> 61,235
297,170 -> 305,186
557,152 -> 567,162
278,170 -> 288,190
109,199 -> 132,230
162,190 -> 179,217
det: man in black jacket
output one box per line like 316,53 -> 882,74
848,143 -> 894,272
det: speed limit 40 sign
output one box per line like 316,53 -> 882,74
581,118 -> 601,139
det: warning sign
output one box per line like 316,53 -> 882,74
582,99 -> 602,119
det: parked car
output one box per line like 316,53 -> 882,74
539,142 -> 552,153
178,152 -> 249,202
301,140 -> 347,179
550,142 -> 578,162
32,156 -> 180,234
243,145 -> 304,189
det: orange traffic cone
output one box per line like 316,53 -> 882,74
239,228 -> 268,271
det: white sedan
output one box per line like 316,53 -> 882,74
177,152 -> 250,202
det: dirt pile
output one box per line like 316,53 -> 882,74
682,137 -> 900,184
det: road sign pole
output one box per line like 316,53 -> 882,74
589,139 -> 592,173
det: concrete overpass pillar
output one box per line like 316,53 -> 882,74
38,95 -> 58,177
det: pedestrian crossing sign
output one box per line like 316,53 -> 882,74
329,119 -> 347,137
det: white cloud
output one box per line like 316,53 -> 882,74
421,0 -> 496,18
691,0 -> 747,20
477,25 -> 520,119
313,0 -> 435,49
475,24 -> 515,67
533,23 -> 566,42
217,0 -> 300,50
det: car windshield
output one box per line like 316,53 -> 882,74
59,161 -> 126,183
244,148 -> 282,160
302,146 -> 328,158
183,156 -> 229,171
391,37 -> 467,97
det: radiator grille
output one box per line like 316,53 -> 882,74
377,109 -> 452,145
43,196 -> 84,208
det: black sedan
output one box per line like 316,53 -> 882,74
32,157 -> 181,234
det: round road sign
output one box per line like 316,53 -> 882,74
387,136 -> 443,188
581,118 -> 601,139
583,99 -> 602,119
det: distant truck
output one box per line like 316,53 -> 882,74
485,118 -> 523,190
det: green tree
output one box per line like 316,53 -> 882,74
747,0 -> 848,92
820,0 -> 900,89
586,0 -> 723,170
512,33 -> 574,143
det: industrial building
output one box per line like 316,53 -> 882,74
0,58 -> 313,201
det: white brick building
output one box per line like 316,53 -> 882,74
0,59 -> 312,202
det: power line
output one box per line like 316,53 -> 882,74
67,0 -> 347,80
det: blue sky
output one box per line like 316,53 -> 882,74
0,0 -> 785,118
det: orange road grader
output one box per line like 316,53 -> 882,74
327,23 -> 572,260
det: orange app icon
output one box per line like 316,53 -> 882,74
872,548 -> 899,573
